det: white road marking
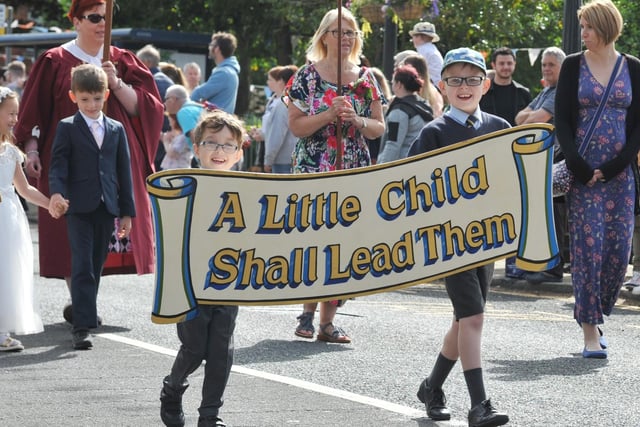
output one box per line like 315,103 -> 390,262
98,333 -> 427,419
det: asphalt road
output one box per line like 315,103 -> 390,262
2,218 -> 640,426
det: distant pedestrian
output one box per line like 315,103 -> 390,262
409,21 -> 443,85
183,62 -> 202,93
191,32 -> 240,114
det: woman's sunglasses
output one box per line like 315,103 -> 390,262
81,14 -> 107,24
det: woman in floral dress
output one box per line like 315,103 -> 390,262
555,0 -> 640,358
286,7 -> 385,343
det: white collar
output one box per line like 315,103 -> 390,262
62,39 -> 103,66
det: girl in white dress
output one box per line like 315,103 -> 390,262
0,88 -> 66,351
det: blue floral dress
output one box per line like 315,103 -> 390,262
568,56 -> 635,325
285,64 -> 385,173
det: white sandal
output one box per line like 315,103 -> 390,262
0,336 -> 24,352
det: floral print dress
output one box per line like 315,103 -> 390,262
568,56 -> 635,325
285,64 -> 385,173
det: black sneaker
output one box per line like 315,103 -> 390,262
468,399 -> 509,427
416,378 -> 451,421
160,376 -> 188,427
197,416 -> 226,427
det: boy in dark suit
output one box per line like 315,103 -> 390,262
49,63 -> 135,350
409,48 -> 510,427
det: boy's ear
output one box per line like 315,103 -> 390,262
104,89 -> 110,100
481,76 -> 492,95
438,80 -> 446,93
68,90 -> 77,103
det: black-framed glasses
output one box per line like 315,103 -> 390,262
81,14 -> 107,24
198,141 -> 238,153
327,30 -> 361,39
442,76 -> 485,87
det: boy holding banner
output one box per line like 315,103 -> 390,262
408,48 -> 510,427
159,111 -> 245,427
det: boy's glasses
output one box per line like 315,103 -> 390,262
327,30 -> 361,39
81,14 -> 107,23
442,76 -> 485,87
198,141 -> 238,153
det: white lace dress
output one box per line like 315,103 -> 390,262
0,142 -> 43,335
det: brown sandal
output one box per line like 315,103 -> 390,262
294,312 -> 315,339
317,323 -> 351,344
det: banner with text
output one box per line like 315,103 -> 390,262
147,124 -> 559,323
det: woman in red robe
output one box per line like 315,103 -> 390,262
15,0 -> 164,305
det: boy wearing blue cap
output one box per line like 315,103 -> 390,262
409,48 -> 510,427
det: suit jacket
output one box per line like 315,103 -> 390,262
49,112 -> 136,218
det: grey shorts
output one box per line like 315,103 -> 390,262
444,263 -> 494,320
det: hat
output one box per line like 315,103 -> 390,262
408,22 -> 440,43
441,47 -> 487,76
67,0 -> 106,21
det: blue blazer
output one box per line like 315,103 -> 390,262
49,112 -> 136,218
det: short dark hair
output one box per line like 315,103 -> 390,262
491,47 -> 515,64
211,32 -> 237,58
70,63 -> 108,94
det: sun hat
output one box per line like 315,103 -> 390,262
408,22 -> 440,43
441,47 -> 487,76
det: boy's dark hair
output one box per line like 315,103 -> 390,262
70,63 -> 108,94
192,110 -> 246,148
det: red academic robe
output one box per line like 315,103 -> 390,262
15,46 -> 164,277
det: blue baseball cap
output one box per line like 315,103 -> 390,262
441,47 -> 487,77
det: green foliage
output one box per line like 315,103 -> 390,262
20,0 -> 640,113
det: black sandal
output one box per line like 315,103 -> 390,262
317,322 -> 351,344
294,312 -> 315,339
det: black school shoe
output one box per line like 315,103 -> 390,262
197,416 -> 226,427
71,330 -> 92,350
468,399 -> 509,427
417,378 -> 451,421
160,376 -> 189,427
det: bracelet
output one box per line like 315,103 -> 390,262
361,118 -> 367,129
26,150 -> 39,156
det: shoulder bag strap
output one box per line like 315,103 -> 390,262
578,54 -> 623,156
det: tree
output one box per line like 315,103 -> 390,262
14,0 -> 640,113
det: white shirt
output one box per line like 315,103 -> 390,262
417,42 -> 444,85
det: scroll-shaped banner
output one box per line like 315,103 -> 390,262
147,124 -> 559,323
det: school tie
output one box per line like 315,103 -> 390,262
91,120 -> 104,148
465,115 -> 478,129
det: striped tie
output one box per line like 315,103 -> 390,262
466,115 -> 477,128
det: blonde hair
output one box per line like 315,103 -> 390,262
306,7 -> 362,64
578,0 -> 623,45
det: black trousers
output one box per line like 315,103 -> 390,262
168,305 -> 238,418
66,203 -> 114,332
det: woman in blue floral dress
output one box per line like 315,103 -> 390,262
555,0 -> 640,359
286,7 -> 385,343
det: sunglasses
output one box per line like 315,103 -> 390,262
81,14 -> 107,24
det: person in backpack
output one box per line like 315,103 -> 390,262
378,65 -> 433,163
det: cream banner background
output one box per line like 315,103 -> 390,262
147,124 -> 558,323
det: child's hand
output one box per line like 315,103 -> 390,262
117,216 -> 132,239
48,194 -> 69,219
